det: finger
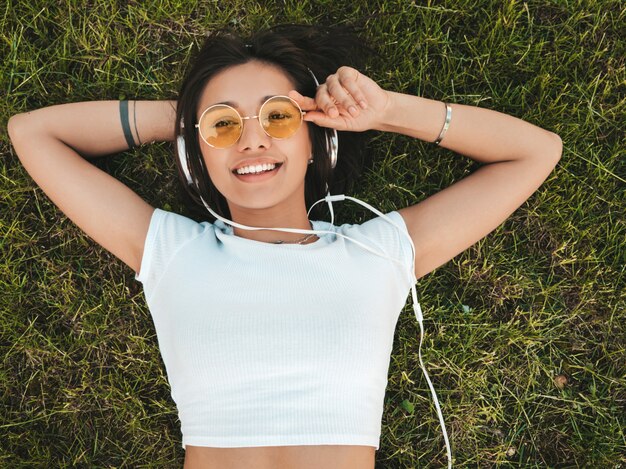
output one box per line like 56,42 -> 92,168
326,75 -> 361,118
288,90 -> 318,111
315,84 -> 339,118
302,110 -> 345,130
336,66 -> 368,109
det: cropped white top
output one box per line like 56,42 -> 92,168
135,208 -> 414,449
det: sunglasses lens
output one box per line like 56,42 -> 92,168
198,105 -> 242,148
260,97 -> 303,139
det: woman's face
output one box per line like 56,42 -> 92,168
196,61 -> 312,215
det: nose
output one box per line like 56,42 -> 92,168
236,117 -> 272,152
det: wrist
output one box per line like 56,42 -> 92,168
374,91 -> 447,142
134,100 -> 177,144
373,90 -> 398,133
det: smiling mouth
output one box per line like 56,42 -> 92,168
231,162 -> 284,175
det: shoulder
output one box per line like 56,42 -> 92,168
148,208 -> 210,239
336,210 -> 409,241
333,210 -> 413,271
136,208 -> 213,283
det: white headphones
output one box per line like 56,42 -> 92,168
177,68 -> 337,189
173,69 -> 452,468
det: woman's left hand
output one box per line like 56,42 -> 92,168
288,66 -> 390,132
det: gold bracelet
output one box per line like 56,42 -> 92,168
434,102 -> 452,145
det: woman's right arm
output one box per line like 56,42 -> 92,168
7,100 -> 177,275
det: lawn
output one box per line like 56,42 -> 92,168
1,0 -> 624,467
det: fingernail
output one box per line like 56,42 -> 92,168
359,100 -> 367,109
349,105 -> 359,117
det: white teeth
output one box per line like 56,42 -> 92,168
236,163 -> 277,175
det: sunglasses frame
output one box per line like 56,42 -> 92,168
195,95 -> 306,149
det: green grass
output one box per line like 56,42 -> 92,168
1,0 -> 624,467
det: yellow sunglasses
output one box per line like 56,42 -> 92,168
195,95 -> 305,149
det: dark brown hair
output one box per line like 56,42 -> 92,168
175,24 -> 373,221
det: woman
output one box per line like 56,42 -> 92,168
7,24 -> 561,469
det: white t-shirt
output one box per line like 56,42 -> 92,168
136,208 -> 414,449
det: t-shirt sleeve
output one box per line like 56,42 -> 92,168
349,210 -> 416,284
135,208 -> 207,294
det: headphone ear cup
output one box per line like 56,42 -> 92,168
177,133 -> 194,186
307,68 -> 338,170
327,128 -> 338,169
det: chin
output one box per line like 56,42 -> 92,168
227,189 -> 306,213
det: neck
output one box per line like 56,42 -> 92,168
227,205 -> 317,244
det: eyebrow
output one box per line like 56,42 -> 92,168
212,95 -> 275,108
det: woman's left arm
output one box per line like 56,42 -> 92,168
380,92 -> 562,279
293,66 -> 562,279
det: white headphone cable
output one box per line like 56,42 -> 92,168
198,192 -> 452,468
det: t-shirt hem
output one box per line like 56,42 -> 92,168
181,434 -> 380,450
